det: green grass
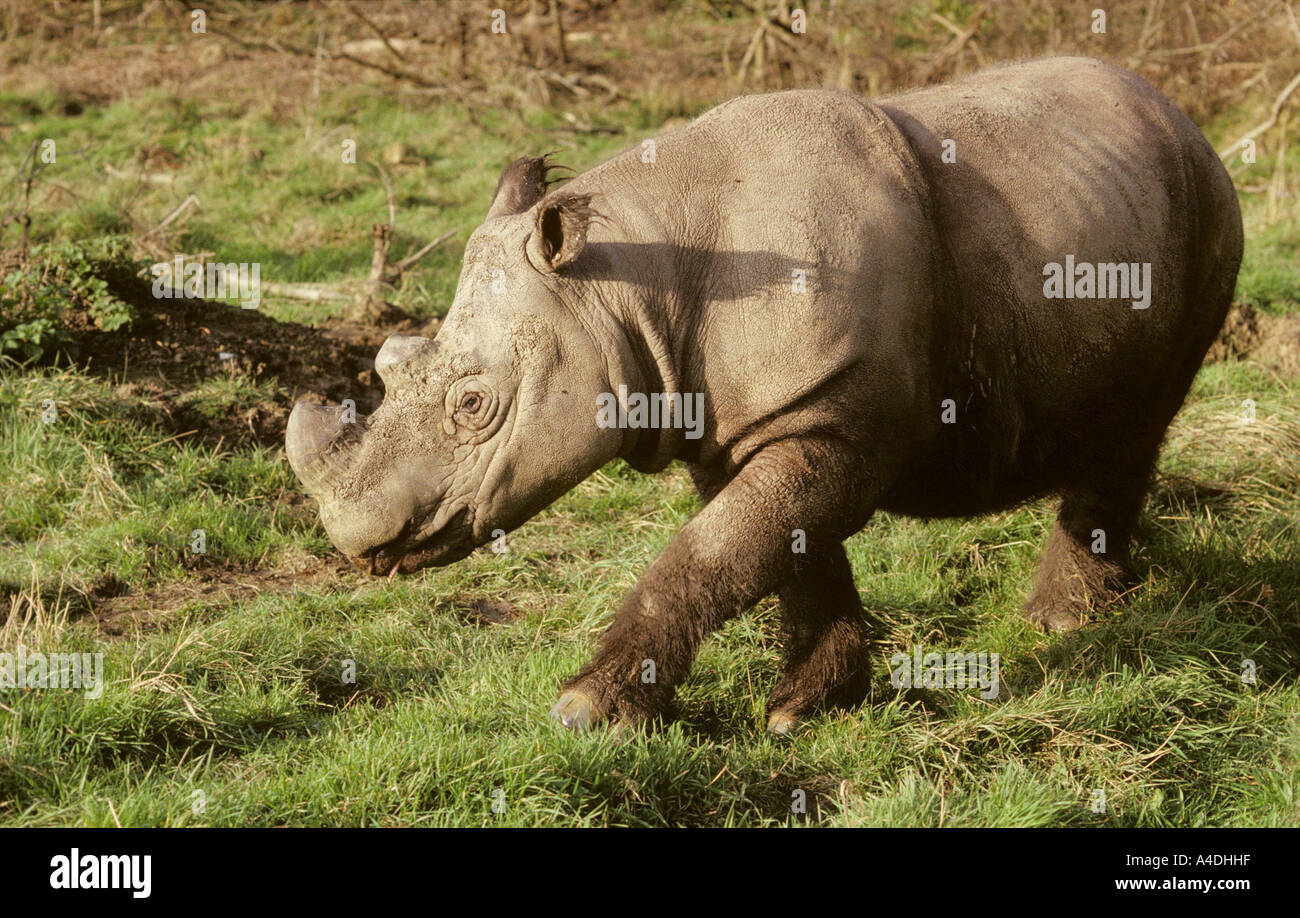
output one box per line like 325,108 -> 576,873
2,43 -> 1299,827
2,79 -> 637,324
1,356 -> 1296,827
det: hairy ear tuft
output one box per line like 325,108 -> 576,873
487,152 -> 569,219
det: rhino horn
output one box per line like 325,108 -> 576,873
286,401 -> 359,496
374,334 -> 436,387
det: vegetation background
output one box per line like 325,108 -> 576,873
0,0 -> 1297,826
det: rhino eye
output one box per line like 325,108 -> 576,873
444,376 -> 498,439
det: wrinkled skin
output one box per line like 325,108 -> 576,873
287,57 -> 1243,734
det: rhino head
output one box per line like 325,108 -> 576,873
286,156 -> 626,577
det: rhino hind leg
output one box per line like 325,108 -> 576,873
1024,454 -> 1156,632
766,544 -> 873,735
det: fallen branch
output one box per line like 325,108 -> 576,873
104,162 -> 175,186
257,282 -> 355,303
258,230 -> 454,314
205,22 -> 438,88
343,1 -> 409,64
389,230 -> 455,277
1218,69 -> 1300,160
141,192 -> 199,239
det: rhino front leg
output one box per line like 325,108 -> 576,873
551,436 -> 877,732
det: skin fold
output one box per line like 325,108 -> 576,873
287,56 -> 1243,734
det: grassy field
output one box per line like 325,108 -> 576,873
1,1 -> 1298,827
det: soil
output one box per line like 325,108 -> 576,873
82,558 -> 518,640
1254,313 -> 1300,377
1206,301 -> 1264,362
64,274 -> 442,449
1208,301 -> 1300,376
86,555 -> 357,638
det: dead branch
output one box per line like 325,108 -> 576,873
103,162 -> 175,186
204,21 -> 438,88
344,1 -> 408,64
258,282 -> 355,303
354,221 -> 396,322
1219,69 -> 1300,159
919,4 -> 987,83
550,0 -> 568,66
257,226 -> 452,310
141,192 -> 199,240
390,230 -> 456,277
1145,0 -> 1279,58
375,162 -> 396,232
0,139 -> 41,253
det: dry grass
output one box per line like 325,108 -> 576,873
2,2 -> 1297,132
0,571 -> 71,653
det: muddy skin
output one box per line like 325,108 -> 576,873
287,57 -> 1244,735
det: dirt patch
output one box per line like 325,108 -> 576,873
64,276 -> 439,448
1254,314 -> 1300,377
461,597 -> 521,627
1207,301 -> 1264,363
1207,302 -> 1300,377
86,553 -> 522,639
88,553 -> 358,638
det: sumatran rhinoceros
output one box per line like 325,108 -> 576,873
286,56 -> 1242,734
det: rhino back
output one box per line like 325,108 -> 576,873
876,56 -> 1242,511
560,60 -> 1240,507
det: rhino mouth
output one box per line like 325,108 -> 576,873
366,505 -> 475,578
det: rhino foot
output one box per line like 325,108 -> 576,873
550,690 -> 599,732
1024,603 -> 1086,633
766,711 -> 801,737
549,687 -> 655,735
1024,486 -> 1146,634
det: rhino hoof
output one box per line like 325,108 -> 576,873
1026,606 -> 1085,633
767,711 -> 801,737
550,691 -> 597,732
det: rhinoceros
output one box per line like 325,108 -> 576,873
286,56 -> 1242,733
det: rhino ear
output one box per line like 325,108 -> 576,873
531,192 -> 594,273
487,153 -> 564,220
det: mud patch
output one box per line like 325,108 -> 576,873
1207,301 -> 1263,363
1207,302 -> 1300,377
56,274 -> 438,449
1254,314 -> 1300,377
89,555 -> 357,638
460,597 -> 521,626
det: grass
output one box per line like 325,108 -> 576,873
1,355 -> 1296,827
1,3 -> 1299,827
